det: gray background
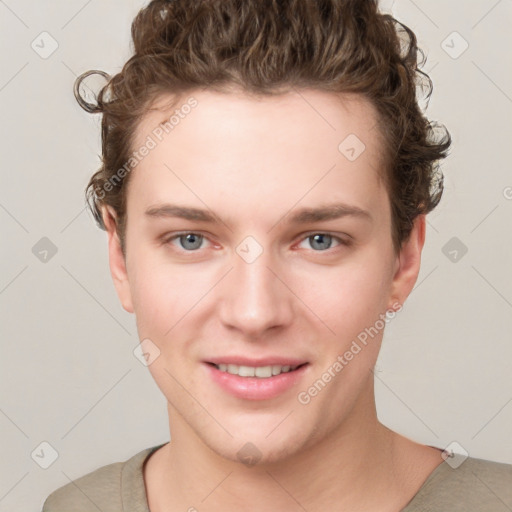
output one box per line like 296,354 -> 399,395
1,0 -> 511,510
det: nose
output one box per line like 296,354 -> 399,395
217,242 -> 294,338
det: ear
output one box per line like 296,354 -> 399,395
101,205 -> 134,314
387,214 -> 426,311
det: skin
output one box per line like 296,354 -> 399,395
102,88 -> 444,511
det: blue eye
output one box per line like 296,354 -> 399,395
310,234 -> 333,251
170,233 -> 205,251
164,232 -> 347,254
298,233 -> 345,251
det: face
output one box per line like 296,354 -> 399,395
104,88 -> 424,464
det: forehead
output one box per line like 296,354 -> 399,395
134,88 -> 384,159
127,88 -> 389,227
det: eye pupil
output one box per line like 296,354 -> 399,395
179,233 -> 203,250
310,234 -> 332,251
172,233 -> 340,252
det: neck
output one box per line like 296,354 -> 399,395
145,379 -> 433,512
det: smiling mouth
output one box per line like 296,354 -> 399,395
207,362 -> 307,378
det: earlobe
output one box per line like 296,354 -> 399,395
101,206 -> 134,314
387,215 -> 426,310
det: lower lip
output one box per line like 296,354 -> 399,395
204,363 -> 309,400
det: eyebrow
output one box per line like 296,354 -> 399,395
144,202 -> 372,225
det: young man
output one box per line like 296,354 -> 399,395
43,0 -> 511,510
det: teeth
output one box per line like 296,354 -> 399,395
255,366 -> 272,378
215,363 -> 298,378
227,364 -> 238,375
238,365 -> 255,377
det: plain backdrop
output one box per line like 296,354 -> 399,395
1,0 -> 511,510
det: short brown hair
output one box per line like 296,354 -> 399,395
75,0 -> 451,256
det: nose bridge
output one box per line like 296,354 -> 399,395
218,236 -> 293,335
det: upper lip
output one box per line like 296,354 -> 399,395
205,356 -> 308,367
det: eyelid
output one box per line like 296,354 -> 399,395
297,230 -> 351,242
163,231 -> 213,248
294,231 -> 351,250
163,230 -> 351,252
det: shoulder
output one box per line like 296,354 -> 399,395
41,444 -> 165,512
405,456 -> 512,511
42,460 -> 124,511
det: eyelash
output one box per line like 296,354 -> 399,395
162,231 -> 350,254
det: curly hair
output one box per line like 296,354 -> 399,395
75,0 -> 451,256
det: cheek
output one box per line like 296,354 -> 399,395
128,256 -> 199,337
128,235 -> 394,341
296,256 -> 392,337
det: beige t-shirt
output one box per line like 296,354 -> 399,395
42,443 -> 512,511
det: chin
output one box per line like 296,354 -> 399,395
210,436 -> 304,467
199,416 -> 319,467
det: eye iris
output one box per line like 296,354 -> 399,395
179,233 -> 203,250
310,234 -> 332,250
175,234 -> 336,251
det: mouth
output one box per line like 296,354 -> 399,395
207,362 -> 307,378
203,359 -> 310,400
208,363 -> 308,379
